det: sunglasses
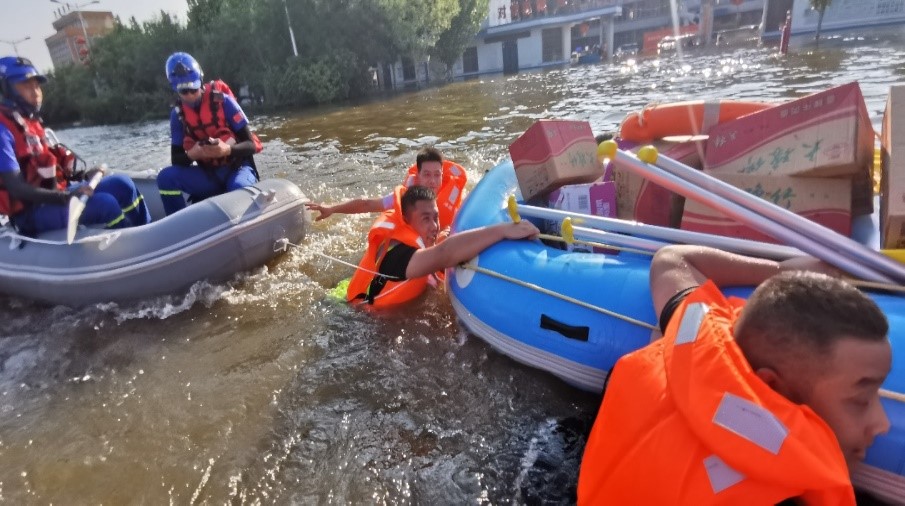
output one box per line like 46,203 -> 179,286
178,88 -> 200,96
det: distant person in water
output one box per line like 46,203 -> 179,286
157,52 -> 263,216
0,56 -> 150,235
579,244 -> 891,504
305,146 -> 467,234
345,185 -> 538,307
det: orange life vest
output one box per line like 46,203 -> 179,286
403,159 -> 467,230
0,107 -> 68,216
177,80 -> 263,168
578,281 -> 854,505
346,186 -> 431,308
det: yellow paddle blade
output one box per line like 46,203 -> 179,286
507,195 -> 521,223
873,147 -> 882,194
882,249 -> 905,265
562,217 -> 575,244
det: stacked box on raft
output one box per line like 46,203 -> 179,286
509,120 -> 603,201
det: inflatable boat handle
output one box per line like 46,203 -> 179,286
96,231 -> 121,251
273,237 -> 290,253
254,189 -> 278,208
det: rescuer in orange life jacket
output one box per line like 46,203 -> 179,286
157,52 -> 262,216
304,146 -> 467,239
345,185 -> 538,308
578,244 -> 891,505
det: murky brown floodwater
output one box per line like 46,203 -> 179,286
2,39 -> 905,503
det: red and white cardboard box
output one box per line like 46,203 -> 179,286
509,120 -> 603,201
612,138 -> 703,227
704,82 -> 874,179
547,181 -> 617,252
681,173 -> 852,243
882,85 -> 905,249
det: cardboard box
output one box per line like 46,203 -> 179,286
681,173 -> 852,243
509,120 -> 603,201
881,85 -> 905,248
704,82 -> 874,179
546,181 -> 617,252
612,139 -> 704,227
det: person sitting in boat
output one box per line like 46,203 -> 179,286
157,52 -> 263,216
305,146 -> 467,234
0,56 -> 151,236
578,245 -> 891,505
346,184 -> 538,307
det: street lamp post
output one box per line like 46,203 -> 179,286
50,0 -> 100,53
0,36 -> 31,56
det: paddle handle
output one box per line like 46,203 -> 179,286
66,168 -> 105,245
80,169 -> 104,201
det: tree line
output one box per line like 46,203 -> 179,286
42,0 -> 489,125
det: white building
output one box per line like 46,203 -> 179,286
453,0 -> 622,77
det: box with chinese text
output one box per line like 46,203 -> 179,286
704,82 -> 874,179
509,120 -> 603,201
681,173 -> 852,242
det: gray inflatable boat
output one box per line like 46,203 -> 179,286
0,170 -> 309,306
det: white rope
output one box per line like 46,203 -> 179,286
459,261 -> 657,331
0,226 -> 119,247
281,239 -> 400,280
881,389 -> 905,403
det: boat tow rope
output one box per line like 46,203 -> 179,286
274,238 -> 400,280
457,259 -> 658,331
0,227 -> 121,250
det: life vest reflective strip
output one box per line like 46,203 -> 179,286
0,108 -> 65,216
618,100 -> 771,143
177,80 -> 263,168
578,281 -> 854,505
346,185 -> 429,307
403,159 -> 467,230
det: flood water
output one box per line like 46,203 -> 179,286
3,40 -> 905,503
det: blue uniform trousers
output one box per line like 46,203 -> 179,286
11,174 -> 151,236
156,163 -> 258,216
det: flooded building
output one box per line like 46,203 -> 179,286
448,0 -> 765,78
45,9 -> 115,68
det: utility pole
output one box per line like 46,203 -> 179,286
282,0 -> 299,57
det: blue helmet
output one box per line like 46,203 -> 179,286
165,52 -> 203,92
0,56 -> 47,116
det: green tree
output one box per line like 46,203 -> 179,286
373,0 -> 461,57
433,0 -> 489,78
809,0 -> 832,43
39,0 -> 472,124
187,0 -> 225,31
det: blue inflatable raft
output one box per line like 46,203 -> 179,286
448,158 -> 905,501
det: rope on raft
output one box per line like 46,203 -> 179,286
458,260 -> 658,331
